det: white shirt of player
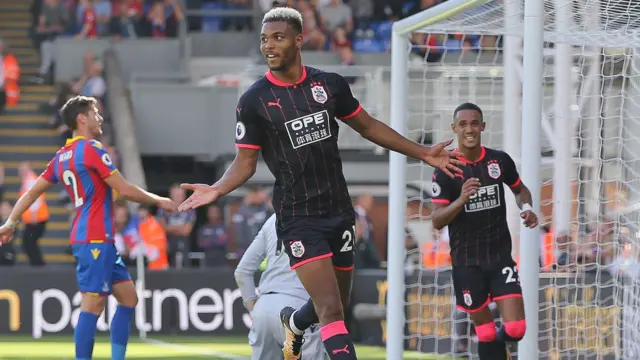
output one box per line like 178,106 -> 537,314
234,214 -> 308,303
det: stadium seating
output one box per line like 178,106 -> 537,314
0,0 -> 74,264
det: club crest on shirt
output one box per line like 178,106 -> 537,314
487,162 -> 501,179
311,85 -> 328,104
463,290 -> 473,306
290,240 -> 305,258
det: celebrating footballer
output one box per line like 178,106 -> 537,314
431,102 -> 539,360
177,6 -> 465,360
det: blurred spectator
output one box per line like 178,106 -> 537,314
18,162 -> 48,266
109,0 -> 144,38
196,205 -> 230,267
331,27 -> 354,65
354,216 -> 380,269
114,201 -> 136,262
354,193 -> 374,245
74,0 -> 99,39
76,59 -> 107,99
296,0 -> 327,50
138,0 -> 184,38
0,161 -> 4,201
138,205 -> 169,271
47,51 -> 106,142
32,0 -> 69,84
0,39 -> 21,113
349,0 -> 373,26
318,0 -> 353,34
232,187 -> 272,257
157,184 -> 196,268
609,242 -> 640,279
0,200 -> 16,266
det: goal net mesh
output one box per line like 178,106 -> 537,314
399,0 -> 640,359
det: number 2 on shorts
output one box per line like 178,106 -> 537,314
340,225 -> 356,252
502,266 -> 519,283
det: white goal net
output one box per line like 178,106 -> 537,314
388,0 -> 640,359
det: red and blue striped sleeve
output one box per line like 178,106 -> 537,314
41,155 -> 60,184
84,140 -> 118,179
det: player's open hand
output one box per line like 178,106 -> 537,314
459,178 -> 480,203
156,197 -> 178,214
178,183 -> 221,211
423,139 -> 465,178
0,225 -> 15,245
521,210 -> 538,228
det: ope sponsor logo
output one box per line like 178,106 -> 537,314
285,110 -> 331,148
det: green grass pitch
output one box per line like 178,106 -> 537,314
0,335 -> 451,359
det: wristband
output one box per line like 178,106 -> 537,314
3,218 -> 17,229
521,203 -> 533,213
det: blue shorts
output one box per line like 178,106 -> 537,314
72,242 -> 131,296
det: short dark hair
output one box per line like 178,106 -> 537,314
453,102 -> 483,122
262,7 -> 303,34
59,96 -> 97,130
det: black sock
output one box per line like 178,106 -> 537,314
292,298 -> 319,331
496,325 -> 519,343
478,340 -> 508,360
321,321 -> 357,359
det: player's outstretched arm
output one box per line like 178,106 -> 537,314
431,178 -> 480,230
0,177 -> 53,242
104,172 -> 176,212
178,148 -> 259,211
234,215 -> 272,311
342,108 -> 465,177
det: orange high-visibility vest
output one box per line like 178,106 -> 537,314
138,216 -> 169,271
3,53 -> 20,105
20,172 -> 49,224
422,241 -> 452,269
541,232 -> 556,271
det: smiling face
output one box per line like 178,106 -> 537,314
452,109 -> 485,150
82,105 -> 104,138
260,21 -> 302,72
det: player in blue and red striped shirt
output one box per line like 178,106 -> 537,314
0,96 -> 176,360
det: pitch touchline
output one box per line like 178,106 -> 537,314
142,338 -> 249,360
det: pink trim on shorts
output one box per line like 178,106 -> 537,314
456,296 -> 491,313
290,252 -> 333,270
492,293 -> 523,301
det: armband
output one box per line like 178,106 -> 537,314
521,203 -> 533,213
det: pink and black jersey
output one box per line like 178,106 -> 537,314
431,146 -> 521,266
235,66 -> 361,220
41,136 -> 118,244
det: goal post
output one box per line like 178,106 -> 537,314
387,0 -> 638,359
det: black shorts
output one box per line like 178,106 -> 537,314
277,213 -> 355,271
451,259 -> 522,313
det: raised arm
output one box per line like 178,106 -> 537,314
3,177 -> 53,230
333,74 -> 464,177
430,171 -> 480,230
179,94 -> 262,211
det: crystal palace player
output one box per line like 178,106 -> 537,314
431,103 -> 539,360
177,7 -> 464,360
0,96 -> 176,360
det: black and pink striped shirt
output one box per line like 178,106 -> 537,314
235,66 -> 360,220
432,147 -> 521,266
